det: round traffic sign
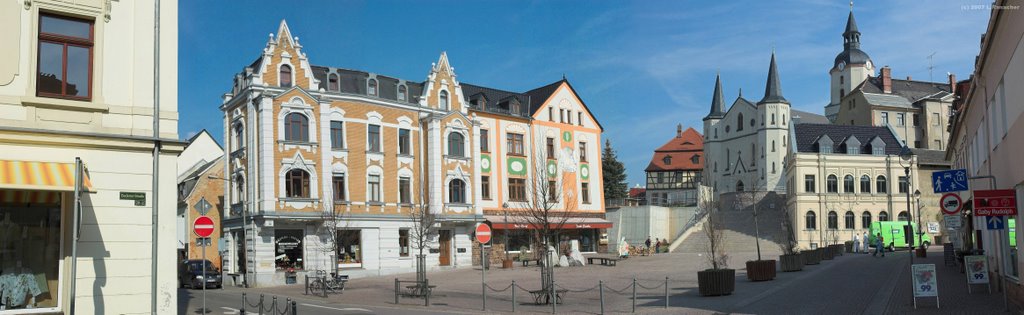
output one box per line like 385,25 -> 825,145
940,193 -> 963,215
193,216 -> 215,238
475,223 -> 492,244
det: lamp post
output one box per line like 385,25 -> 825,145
914,189 -> 923,252
898,146 -> 915,266
503,202 -> 510,261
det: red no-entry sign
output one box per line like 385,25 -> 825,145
193,216 -> 215,238
475,223 -> 492,244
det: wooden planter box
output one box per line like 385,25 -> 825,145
821,246 -> 834,260
746,260 -> 777,281
844,241 -> 854,253
802,248 -> 821,265
832,244 -> 844,256
697,268 -> 735,296
915,247 -> 927,258
779,253 -> 803,272
502,259 -> 514,269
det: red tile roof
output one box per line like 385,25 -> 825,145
645,127 -> 704,172
629,187 -> 646,198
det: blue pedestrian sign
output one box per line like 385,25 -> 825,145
986,216 -> 1005,230
932,169 -> 969,193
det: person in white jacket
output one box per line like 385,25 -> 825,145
853,234 -> 861,253
862,232 -> 870,254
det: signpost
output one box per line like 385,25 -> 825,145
965,255 -> 992,293
973,189 -> 1018,216
193,216 -> 214,314
911,264 -> 939,309
940,193 -> 963,215
932,169 -> 969,193
476,223 -> 492,311
195,197 -> 212,216
987,216 -> 1006,230
944,215 -> 961,230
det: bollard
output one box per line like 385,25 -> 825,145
664,277 -> 669,309
304,275 -> 309,295
512,280 -> 517,313
259,294 -> 264,315
241,293 -> 246,315
599,280 -> 605,315
394,278 -> 400,305
424,279 -> 431,306
551,280 -> 557,314
291,301 -> 297,315
272,296 -> 278,313
632,277 -> 637,313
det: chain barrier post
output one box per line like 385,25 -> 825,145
664,277 -> 669,309
259,294 -> 264,315
285,298 -> 291,314
631,277 -> 637,313
424,278 -> 431,306
599,280 -> 605,315
291,301 -> 297,315
394,278 -> 399,305
241,293 -> 246,315
304,275 -> 308,295
511,280 -> 517,313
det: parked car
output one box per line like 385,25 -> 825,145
179,259 -> 222,289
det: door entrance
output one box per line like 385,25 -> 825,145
439,230 -> 452,266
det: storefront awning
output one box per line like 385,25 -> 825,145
484,215 -> 613,230
0,160 -> 93,192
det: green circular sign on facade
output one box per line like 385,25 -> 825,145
580,164 -> 590,180
480,154 -> 491,173
547,160 -> 557,177
562,131 -> 572,142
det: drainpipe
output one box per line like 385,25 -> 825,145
69,158 -> 82,314
151,1 -> 162,313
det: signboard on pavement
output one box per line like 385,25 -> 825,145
932,169 -> 969,193
927,222 -> 940,234
965,255 -> 990,284
912,264 -> 938,297
940,193 -> 962,215
944,215 -> 962,230
973,189 -> 1018,216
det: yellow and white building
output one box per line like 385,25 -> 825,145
0,0 -> 181,314
219,21 -> 608,286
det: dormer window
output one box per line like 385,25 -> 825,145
870,137 -> 886,155
663,156 -> 672,165
844,137 -> 861,154
691,154 -> 699,164
279,65 -> 292,88
368,79 -> 378,96
328,73 -> 339,91
818,136 -> 834,154
398,85 -> 407,101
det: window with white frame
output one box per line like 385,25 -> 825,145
367,125 -> 381,152
368,78 -> 377,96
448,132 -> 465,157
398,129 -> 411,155
449,179 -> 466,203
368,174 -> 381,203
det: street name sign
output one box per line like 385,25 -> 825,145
973,189 -> 1018,216
940,193 -> 962,215
193,216 -> 215,238
932,169 -> 968,193
119,191 -> 146,206
475,223 -> 491,244
943,215 -> 961,230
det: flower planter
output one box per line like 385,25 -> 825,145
821,246 -> 834,260
832,244 -> 844,256
844,241 -> 854,253
502,259 -> 514,269
915,247 -> 927,258
779,253 -> 803,272
697,268 -> 735,296
802,248 -> 821,265
745,260 -> 777,281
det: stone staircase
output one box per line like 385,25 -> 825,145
674,206 -> 788,255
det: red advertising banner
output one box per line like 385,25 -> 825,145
973,189 -> 1018,216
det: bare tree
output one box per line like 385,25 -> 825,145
507,148 -> 578,303
735,180 -> 769,261
699,191 -> 728,270
776,207 -> 799,255
407,193 -> 437,294
317,196 -> 350,277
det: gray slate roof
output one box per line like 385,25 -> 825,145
310,65 -> 424,105
793,123 -> 902,155
863,93 -> 914,108
859,77 -> 952,104
524,79 -> 562,114
759,53 -> 789,105
791,109 -> 830,124
461,83 -> 532,117
705,74 -> 726,119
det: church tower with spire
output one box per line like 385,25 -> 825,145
825,7 -> 874,122
756,52 -> 791,192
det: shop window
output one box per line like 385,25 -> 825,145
0,205 -> 61,309
399,229 -> 410,257
37,14 -> 94,100
274,229 -> 304,270
337,230 -> 362,268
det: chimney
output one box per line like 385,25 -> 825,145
881,66 -> 892,94
948,73 -> 957,94
677,124 -> 682,137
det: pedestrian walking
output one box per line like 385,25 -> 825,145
645,236 -> 652,256
862,232 -> 869,254
853,234 -> 861,253
654,238 -> 661,254
874,234 -> 885,257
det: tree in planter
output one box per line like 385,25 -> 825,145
735,180 -> 776,280
407,192 -> 438,296
696,190 -> 735,295
507,150 -> 576,305
775,207 -> 804,271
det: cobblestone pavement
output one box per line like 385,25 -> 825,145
229,248 -> 1019,314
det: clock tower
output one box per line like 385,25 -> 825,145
825,8 -> 873,123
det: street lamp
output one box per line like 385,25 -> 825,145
898,146 -> 915,264
914,189 -> 922,250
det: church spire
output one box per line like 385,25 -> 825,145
705,73 -> 726,119
759,52 -> 789,105
843,10 -> 861,50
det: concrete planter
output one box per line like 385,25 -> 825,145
698,268 -> 735,296
832,244 -> 844,256
821,246 -> 834,260
802,248 -> 822,265
779,253 -> 804,272
844,241 -> 854,253
745,260 -> 777,281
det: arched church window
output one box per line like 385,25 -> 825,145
737,113 -> 744,131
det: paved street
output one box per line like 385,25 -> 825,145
179,248 -> 1018,314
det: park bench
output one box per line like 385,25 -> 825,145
521,258 -> 542,267
586,256 -> 620,266
528,288 -> 568,304
403,283 -> 436,298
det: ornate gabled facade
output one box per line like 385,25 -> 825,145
220,21 -> 608,286
703,53 -> 792,194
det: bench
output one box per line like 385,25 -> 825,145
521,259 -> 542,267
586,256 -> 619,266
402,284 -> 436,298
528,288 -> 568,304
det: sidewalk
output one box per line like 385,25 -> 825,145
883,248 -> 1018,314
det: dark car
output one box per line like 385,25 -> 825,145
178,259 -> 222,289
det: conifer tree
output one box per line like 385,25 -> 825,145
602,139 -> 628,200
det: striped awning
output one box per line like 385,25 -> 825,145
0,160 -> 93,192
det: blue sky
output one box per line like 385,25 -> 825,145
179,0 -> 990,186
